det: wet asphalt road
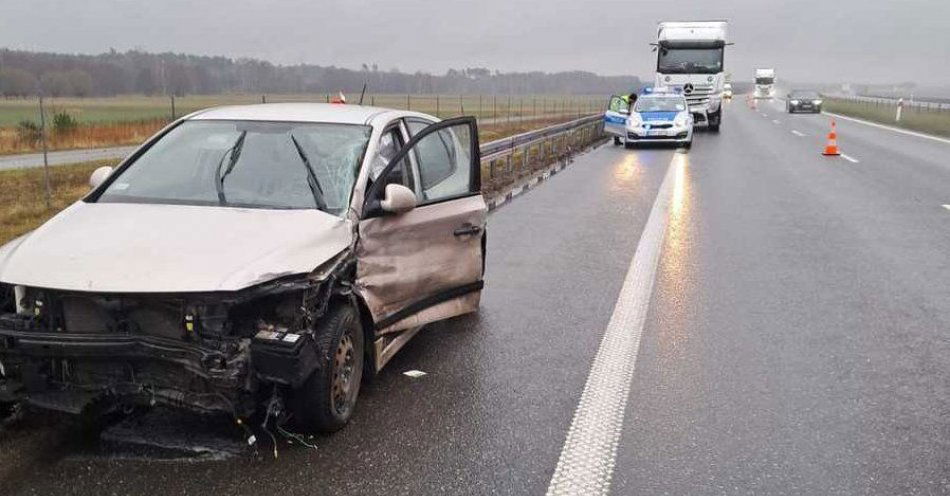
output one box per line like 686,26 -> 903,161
3,99 -> 949,495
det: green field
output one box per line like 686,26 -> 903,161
0,93 -> 608,126
823,98 -> 950,138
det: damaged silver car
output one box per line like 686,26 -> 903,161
0,103 -> 487,432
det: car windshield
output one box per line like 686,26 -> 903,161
657,47 -> 723,74
97,120 -> 370,214
755,77 -> 775,85
636,97 -> 687,112
790,91 -> 820,99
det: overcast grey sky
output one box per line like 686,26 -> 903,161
1,0 -> 947,84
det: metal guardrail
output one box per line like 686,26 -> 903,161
478,114 -> 604,193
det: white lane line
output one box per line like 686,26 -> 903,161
823,111 -> 950,146
942,204 -> 950,211
841,153 -> 860,163
791,130 -> 805,137
546,153 -> 680,496
772,119 -> 781,125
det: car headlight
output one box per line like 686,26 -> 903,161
813,99 -> 823,105
790,100 -> 800,105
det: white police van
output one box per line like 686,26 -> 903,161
604,87 -> 693,149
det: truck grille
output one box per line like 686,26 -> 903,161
685,84 -> 715,107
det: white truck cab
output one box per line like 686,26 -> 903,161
655,20 -> 728,132
754,68 -> 776,99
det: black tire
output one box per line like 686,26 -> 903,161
707,110 -> 721,133
683,141 -> 692,150
623,142 -> 635,149
613,136 -> 622,146
291,303 -> 364,433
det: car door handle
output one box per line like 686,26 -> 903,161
453,225 -> 482,237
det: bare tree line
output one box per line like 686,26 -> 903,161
0,48 -> 641,98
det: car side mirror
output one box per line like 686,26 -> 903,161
379,184 -> 416,214
89,166 -> 114,189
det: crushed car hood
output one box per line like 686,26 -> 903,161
0,202 -> 352,293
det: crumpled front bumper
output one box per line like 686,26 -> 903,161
0,322 -> 321,416
0,326 -> 252,415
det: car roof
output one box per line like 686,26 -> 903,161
187,103 -> 425,126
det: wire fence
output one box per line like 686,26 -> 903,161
228,93 -> 607,121
0,93 -> 609,156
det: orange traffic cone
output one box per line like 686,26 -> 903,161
822,120 -> 841,156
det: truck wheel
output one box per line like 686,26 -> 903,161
613,136 -> 622,146
707,110 -> 721,133
291,303 -> 364,433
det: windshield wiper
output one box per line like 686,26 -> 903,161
214,131 -> 248,205
289,134 -> 328,211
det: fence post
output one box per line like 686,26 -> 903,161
170,95 -> 176,120
460,94 -> 464,115
261,94 -> 266,104
407,94 -> 411,111
436,95 -> 440,118
507,95 -> 511,125
493,95 -> 497,121
38,93 -> 52,210
478,95 -> 482,118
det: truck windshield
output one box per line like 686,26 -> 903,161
755,77 -> 775,85
657,47 -> 723,74
96,120 -> 371,214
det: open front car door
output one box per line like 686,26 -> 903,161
604,95 -> 630,139
356,116 -> 486,363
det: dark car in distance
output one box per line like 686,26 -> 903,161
786,90 -> 823,113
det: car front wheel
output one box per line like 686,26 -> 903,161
292,303 -> 364,433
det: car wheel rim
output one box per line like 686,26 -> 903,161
331,332 -> 356,416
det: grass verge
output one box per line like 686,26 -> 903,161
0,159 -> 119,244
823,98 -> 950,138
